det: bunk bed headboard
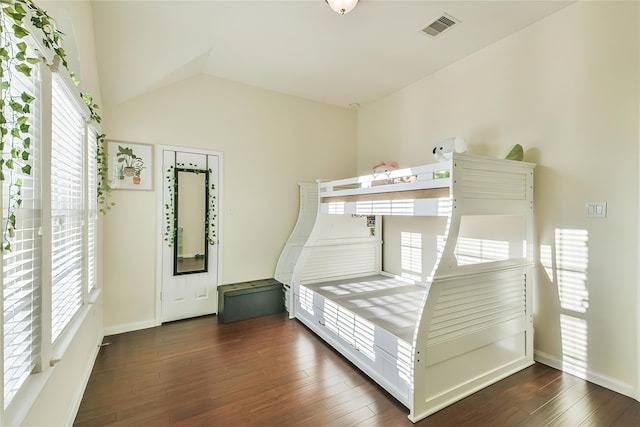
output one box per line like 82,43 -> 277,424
433,154 -> 535,277
292,212 -> 382,285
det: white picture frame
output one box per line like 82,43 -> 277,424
108,141 -> 154,191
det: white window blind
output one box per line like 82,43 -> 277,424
87,130 -> 97,293
50,74 -> 85,343
2,52 -> 42,407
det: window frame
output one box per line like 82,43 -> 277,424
1,29 -> 101,423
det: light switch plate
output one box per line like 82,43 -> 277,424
585,202 -> 607,218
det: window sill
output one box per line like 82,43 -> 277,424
51,288 -> 102,366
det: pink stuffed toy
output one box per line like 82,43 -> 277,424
371,160 -> 399,174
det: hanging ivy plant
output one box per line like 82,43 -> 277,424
206,176 -> 216,245
96,133 -> 114,214
1,0 -> 108,250
164,163 -> 177,247
1,1 -> 41,250
163,162 -> 217,248
82,92 -> 101,124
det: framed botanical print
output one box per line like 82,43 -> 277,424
108,141 -> 154,190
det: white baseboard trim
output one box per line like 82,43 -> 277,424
534,350 -> 637,399
103,319 -> 159,336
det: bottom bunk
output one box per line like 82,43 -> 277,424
293,267 -> 534,422
294,274 -> 422,408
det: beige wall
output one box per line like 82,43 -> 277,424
358,1 -> 639,396
101,75 -> 357,332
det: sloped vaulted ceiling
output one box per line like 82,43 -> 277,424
90,0 -> 574,109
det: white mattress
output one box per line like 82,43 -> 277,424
302,274 -> 426,343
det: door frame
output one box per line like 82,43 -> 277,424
155,145 -> 223,325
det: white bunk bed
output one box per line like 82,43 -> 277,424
288,153 -> 535,422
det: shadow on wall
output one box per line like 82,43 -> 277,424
527,146 -> 593,378
539,228 -> 591,378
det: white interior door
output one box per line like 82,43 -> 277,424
160,148 -> 221,323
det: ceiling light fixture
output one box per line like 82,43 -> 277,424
326,0 -> 358,15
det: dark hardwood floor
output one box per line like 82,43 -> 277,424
74,313 -> 640,426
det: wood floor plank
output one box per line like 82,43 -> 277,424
579,392 -> 640,426
74,314 -> 640,426
613,401 -> 640,426
545,382 -> 615,426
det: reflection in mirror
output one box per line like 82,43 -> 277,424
174,168 -> 209,275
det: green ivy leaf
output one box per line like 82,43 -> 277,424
21,92 -> 35,103
21,151 -> 29,161
33,14 -> 50,28
9,100 -> 22,112
11,24 -> 29,39
30,16 -> 42,28
5,7 -> 26,24
14,63 -> 31,77
19,123 -> 29,133
26,57 -> 40,65
14,2 -> 26,14
21,164 -> 31,175
16,41 -> 27,53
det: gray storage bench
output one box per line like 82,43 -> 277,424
218,278 -> 284,323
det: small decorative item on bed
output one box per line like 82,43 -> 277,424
432,136 -> 467,161
371,160 -> 418,185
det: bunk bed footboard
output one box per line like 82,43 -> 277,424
410,267 -> 534,422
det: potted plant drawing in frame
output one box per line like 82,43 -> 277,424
108,141 -> 154,190
117,145 -> 143,178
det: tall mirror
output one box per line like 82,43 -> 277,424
174,168 -> 209,275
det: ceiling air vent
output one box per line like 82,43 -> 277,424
422,14 -> 459,38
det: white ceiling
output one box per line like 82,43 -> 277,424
89,0 -> 574,109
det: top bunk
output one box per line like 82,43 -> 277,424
319,153 -> 535,216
